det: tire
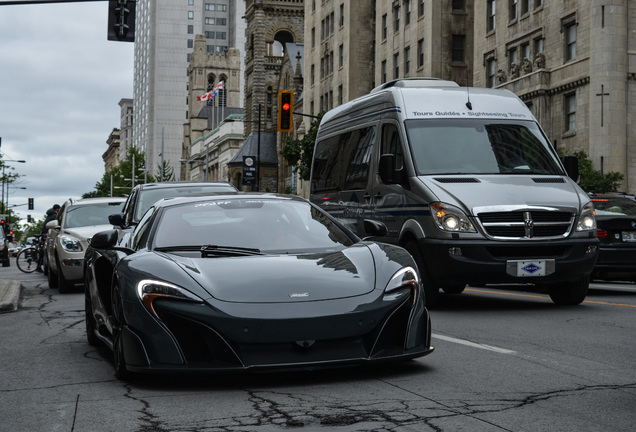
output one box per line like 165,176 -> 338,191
548,275 -> 589,305
404,240 -> 439,307
47,261 -> 58,289
16,248 -> 37,273
442,284 -> 466,294
85,289 -> 99,347
56,255 -> 74,294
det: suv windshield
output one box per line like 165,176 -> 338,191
64,202 -> 125,228
405,119 -> 563,176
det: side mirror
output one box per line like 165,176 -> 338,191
563,155 -> 579,182
108,212 -> 126,229
363,219 -> 388,237
378,154 -> 396,184
45,220 -> 59,230
90,230 -> 119,250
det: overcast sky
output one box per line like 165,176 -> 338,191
0,0 -> 133,224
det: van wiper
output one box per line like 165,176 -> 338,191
200,244 -> 263,257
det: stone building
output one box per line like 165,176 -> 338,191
182,34 -> 243,181
117,98 -> 133,162
375,0 -> 474,87
473,0 -> 635,192
239,0 -> 305,192
103,128 -> 120,173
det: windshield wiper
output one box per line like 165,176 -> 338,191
200,244 -> 263,257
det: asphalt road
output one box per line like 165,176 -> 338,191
1,265 -> 634,431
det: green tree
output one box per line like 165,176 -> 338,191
156,160 -> 176,182
281,115 -> 323,181
0,159 -> 23,213
83,147 -> 155,198
570,150 -> 624,193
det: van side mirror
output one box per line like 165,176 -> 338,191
563,155 -> 579,182
363,219 -> 388,237
108,212 -> 126,229
379,154 -> 396,184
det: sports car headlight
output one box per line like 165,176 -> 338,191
383,267 -> 420,306
137,279 -> 204,318
59,235 -> 83,252
576,202 -> 597,231
430,202 -> 476,233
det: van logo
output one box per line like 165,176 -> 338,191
524,212 -> 534,238
289,292 -> 309,298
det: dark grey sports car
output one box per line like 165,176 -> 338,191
84,193 -> 433,379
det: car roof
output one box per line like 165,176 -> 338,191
153,192 -> 305,209
134,181 -> 237,191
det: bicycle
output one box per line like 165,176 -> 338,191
16,234 -> 45,273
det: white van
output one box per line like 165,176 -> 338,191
310,78 -> 599,306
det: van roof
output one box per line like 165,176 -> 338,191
319,80 -> 534,134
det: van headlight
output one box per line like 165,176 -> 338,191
576,202 -> 597,231
59,235 -> 83,252
430,202 -> 476,233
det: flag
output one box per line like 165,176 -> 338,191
196,90 -> 214,102
213,80 -> 224,91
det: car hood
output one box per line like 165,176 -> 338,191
420,175 -> 584,213
63,224 -> 115,243
166,245 -> 377,303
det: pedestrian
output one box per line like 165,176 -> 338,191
36,204 -> 60,272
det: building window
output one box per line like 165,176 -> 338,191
311,64 -> 315,85
520,0 -> 529,15
216,18 -> 226,25
534,37 -> 544,55
205,17 -> 214,25
188,0 -> 194,5
188,10 -> 194,19
417,38 -> 424,67
565,23 -> 577,61
394,5 -> 400,31
338,84 -> 343,105
509,0 -> 517,21
207,45 -> 215,52
521,43 -> 530,62
418,0 -> 424,17
534,0 -> 543,8
330,11 -> 335,34
339,44 -> 344,68
382,14 -> 388,40
217,4 -> 226,11
340,4 -> 344,27
216,32 -> 226,40
487,0 -> 496,32
452,0 -> 465,10
205,31 -> 215,39
187,39 -> 193,48
565,93 -> 576,132
404,46 -> 411,75
509,48 -> 518,69
188,25 -> 193,34
451,35 -> 465,62
486,59 -> 496,88
205,3 -> 215,11
311,27 -> 315,48
394,53 -> 399,78
381,60 -> 387,83
405,0 -> 411,25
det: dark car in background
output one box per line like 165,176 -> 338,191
84,193 -> 433,379
589,194 -> 636,283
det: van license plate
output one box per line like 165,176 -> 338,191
506,260 -> 555,277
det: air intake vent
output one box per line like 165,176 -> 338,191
434,178 -> 480,183
533,177 -> 565,183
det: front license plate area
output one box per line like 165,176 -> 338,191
506,259 -> 555,277
621,231 -> 636,242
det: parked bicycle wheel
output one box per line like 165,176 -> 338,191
16,247 -> 40,273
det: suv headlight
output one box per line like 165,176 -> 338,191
430,202 -> 476,233
576,202 -> 597,231
59,235 -> 83,252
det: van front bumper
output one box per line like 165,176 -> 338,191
419,237 -> 599,286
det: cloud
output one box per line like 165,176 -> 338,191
0,1 -> 133,223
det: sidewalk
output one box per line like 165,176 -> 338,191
0,279 -> 22,313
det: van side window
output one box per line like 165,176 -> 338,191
312,126 -> 376,192
381,124 -> 404,170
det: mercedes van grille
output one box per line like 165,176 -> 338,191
477,210 -> 575,239
434,177 -> 480,183
532,178 -> 566,183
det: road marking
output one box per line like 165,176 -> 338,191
465,288 -> 636,308
432,333 -> 517,355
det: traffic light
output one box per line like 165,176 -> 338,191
278,90 -> 294,132
107,0 -> 136,42
27,215 -> 32,223
28,198 -> 34,210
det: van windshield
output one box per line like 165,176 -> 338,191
405,119 -> 563,176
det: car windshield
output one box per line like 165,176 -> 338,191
405,119 -> 563,175
591,197 -> 636,216
153,198 -> 355,253
64,202 -> 125,228
135,185 -> 237,222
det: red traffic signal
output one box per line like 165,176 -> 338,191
278,90 -> 293,132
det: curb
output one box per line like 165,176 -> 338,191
0,280 -> 22,313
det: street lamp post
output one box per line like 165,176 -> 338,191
1,159 -> 26,215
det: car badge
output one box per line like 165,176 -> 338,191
632,221 -> 636,228
289,292 -> 309,298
